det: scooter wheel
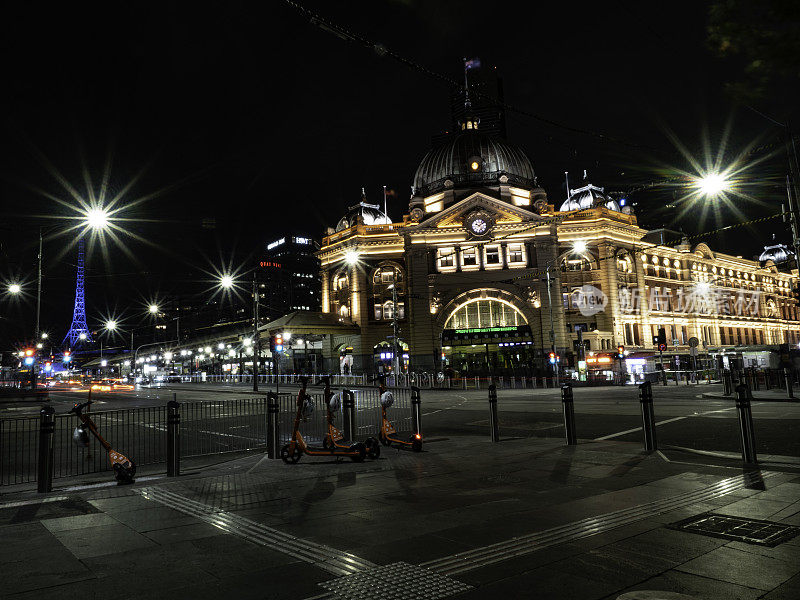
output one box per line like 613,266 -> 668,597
113,463 -> 136,484
378,432 -> 390,447
280,444 -> 301,464
349,442 -> 366,462
411,438 -> 423,453
366,437 -> 380,459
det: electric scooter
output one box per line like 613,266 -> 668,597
71,393 -> 137,484
375,374 -> 422,452
317,376 -> 380,459
280,376 -> 367,464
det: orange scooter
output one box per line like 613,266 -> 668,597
317,376 -> 380,459
376,375 -> 422,452
281,376 -> 367,464
71,393 -> 136,484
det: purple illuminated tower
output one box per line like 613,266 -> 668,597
63,238 -> 93,347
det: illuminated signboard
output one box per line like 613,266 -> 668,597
267,238 -> 286,250
453,326 -> 517,335
259,261 -> 282,269
293,236 -> 311,245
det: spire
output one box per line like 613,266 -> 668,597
63,237 -> 93,348
361,187 -> 366,201
460,58 -> 481,131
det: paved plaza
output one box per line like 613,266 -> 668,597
2,385 -> 800,600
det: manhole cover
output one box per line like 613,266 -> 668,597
668,513 -> 800,547
320,561 -> 472,599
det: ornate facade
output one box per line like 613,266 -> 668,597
318,118 -> 800,376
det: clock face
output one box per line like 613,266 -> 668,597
471,218 -> 487,234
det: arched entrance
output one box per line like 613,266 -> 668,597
440,293 -> 535,377
373,340 -> 409,374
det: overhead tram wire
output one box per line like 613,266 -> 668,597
280,0 -> 654,152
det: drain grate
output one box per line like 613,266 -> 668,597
668,513 -> 800,547
320,561 -> 472,600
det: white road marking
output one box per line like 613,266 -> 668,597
0,495 -> 69,509
594,406 -> 738,440
61,475 -> 164,491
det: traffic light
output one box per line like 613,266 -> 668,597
617,345 -> 625,359
657,327 -> 667,345
271,333 -> 284,353
548,351 -> 556,364
63,351 -> 71,363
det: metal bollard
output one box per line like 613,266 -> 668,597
342,389 -> 356,443
784,368 -> 794,399
267,392 -> 279,459
722,369 -> 731,396
488,384 -> 500,442
752,368 -> 760,391
167,398 -> 180,477
561,384 -> 577,445
734,384 -> 758,464
638,381 -> 657,452
410,386 -> 422,438
37,406 -> 55,493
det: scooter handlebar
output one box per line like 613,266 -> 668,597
70,399 -> 93,416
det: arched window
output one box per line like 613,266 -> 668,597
444,298 -> 526,329
561,253 -> 594,272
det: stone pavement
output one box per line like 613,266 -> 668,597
1,436 -> 800,600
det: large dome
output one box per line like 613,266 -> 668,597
413,131 -> 536,196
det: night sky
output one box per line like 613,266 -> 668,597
1,0 -> 797,348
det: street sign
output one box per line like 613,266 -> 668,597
690,346 -> 698,357
658,343 -> 667,352
688,336 -> 699,348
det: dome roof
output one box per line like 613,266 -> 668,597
559,183 -> 620,212
758,243 -> 794,265
336,201 -> 391,232
413,131 -> 536,196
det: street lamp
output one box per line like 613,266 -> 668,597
7,283 -> 21,294
148,304 -> 159,314
85,207 -> 110,230
219,274 -> 234,289
345,250 -> 360,265
694,172 -> 730,197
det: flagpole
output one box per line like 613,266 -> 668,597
383,185 -> 388,221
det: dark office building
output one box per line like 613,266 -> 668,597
259,234 -> 321,320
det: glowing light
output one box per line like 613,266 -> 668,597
7,283 -> 21,294
344,250 -> 360,265
105,320 -> 117,331
219,275 -> 234,289
573,240 -> 587,253
85,207 -> 110,230
100,359 -> 108,367
470,161 -> 480,171
149,304 -> 159,314
79,333 -> 87,340
36,343 -> 43,349
243,338 -> 252,346
283,332 -> 292,341
695,172 -> 730,197
204,346 -> 211,353
696,281 -> 711,295
41,332 -> 48,339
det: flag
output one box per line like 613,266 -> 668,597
464,58 -> 481,71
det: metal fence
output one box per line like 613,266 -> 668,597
0,387 -> 412,487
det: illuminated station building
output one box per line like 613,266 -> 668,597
317,112 -> 800,378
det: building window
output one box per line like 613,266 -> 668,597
507,244 -> 524,264
438,248 -> 455,270
444,298 -> 525,329
485,246 -> 501,266
374,304 -> 382,320
462,246 -> 478,267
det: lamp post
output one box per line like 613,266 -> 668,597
545,264 -> 558,386
252,274 -> 260,392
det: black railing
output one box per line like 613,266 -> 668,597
0,388 -> 413,488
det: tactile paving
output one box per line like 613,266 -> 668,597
320,561 -> 473,599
